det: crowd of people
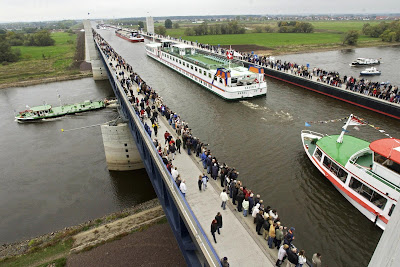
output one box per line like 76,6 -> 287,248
94,30 -> 324,267
150,32 -> 400,105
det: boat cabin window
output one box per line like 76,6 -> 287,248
219,78 -> 223,83
195,67 -> 197,71
179,60 -> 181,64
374,153 -> 400,175
323,156 -> 347,183
389,204 -> 396,216
314,148 -> 322,161
191,65 -> 193,70
214,76 -> 217,81
204,71 -> 206,76
349,177 -> 387,210
208,73 -> 212,78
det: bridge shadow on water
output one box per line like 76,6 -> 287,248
108,169 -> 157,208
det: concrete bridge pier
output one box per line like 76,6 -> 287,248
101,123 -> 145,171
83,20 -> 108,80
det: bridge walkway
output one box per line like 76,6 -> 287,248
104,52 -> 275,265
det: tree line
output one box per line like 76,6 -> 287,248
184,21 -> 246,36
0,30 -> 55,63
363,21 -> 400,42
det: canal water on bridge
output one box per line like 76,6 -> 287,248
98,29 -> 400,267
0,78 -> 156,244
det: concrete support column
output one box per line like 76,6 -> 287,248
83,20 -> 108,80
101,123 -> 144,171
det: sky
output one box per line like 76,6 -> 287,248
1,0 -> 399,23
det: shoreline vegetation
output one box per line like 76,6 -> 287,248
159,20 -> 398,56
0,199 -> 164,267
0,30 -> 91,90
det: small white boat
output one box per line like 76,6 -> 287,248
350,58 -> 380,66
360,67 -> 381,76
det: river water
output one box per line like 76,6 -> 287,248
95,29 -> 400,267
0,78 -> 156,244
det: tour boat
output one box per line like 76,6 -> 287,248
145,41 -> 267,100
350,58 -> 381,66
115,29 -> 144,43
16,100 -> 106,121
360,67 -> 381,76
301,114 -> 400,230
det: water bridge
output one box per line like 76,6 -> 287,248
84,21 -> 277,266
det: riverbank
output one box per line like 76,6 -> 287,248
0,71 -> 93,90
0,198 -> 174,266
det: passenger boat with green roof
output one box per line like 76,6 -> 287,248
301,114 -> 400,230
16,100 -> 106,122
145,40 -> 267,100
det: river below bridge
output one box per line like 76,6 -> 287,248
96,29 -> 400,267
2,29 -> 399,267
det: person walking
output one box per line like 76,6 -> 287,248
211,219 -> 218,243
220,257 -> 229,267
215,212 -> 222,234
198,175 -> 203,191
220,189 -> 229,210
202,173 -> 208,191
179,179 -> 187,198
176,138 -> 182,154
152,122 -> 158,136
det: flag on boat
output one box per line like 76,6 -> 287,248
226,50 -> 233,60
348,116 -> 366,126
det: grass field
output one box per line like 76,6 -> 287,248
165,20 -> 386,54
0,32 -> 80,86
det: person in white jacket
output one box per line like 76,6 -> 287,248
275,244 -> 289,267
220,189 -> 229,210
242,198 -> 249,217
180,179 -> 187,198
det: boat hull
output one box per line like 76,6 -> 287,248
16,101 -> 105,122
146,51 -> 267,100
115,32 -> 144,43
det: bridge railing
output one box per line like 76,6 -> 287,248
93,37 -> 221,267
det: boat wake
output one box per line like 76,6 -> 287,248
241,101 -> 293,121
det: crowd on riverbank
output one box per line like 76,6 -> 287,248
94,30 -> 325,267
148,32 -> 400,105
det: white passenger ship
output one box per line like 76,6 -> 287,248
145,41 -> 267,100
301,115 -> 400,230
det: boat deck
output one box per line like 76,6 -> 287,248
355,153 -> 373,168
303,136 -> 318,155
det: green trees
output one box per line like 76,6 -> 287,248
363,21 -> 400,42
165,19 -> 173,29
173,23 -> 180,29
0,36 -> 20,62
277,21 -> 314,33
155,26 -> 166,36
343,30 -> 359,45
24,30 -> 55,46
184,21 -> 246,36
138,21 -> 144,29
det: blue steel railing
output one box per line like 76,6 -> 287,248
94,38 -> 221,267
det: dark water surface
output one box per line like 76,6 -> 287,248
96,29 -> 400,267
0,78 -> 156,244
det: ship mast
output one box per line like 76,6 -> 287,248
336,114 -> 353,144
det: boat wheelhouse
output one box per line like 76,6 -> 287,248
115,29 -> 144,43
301,115 -> 400,230
145,41 -> 267,100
